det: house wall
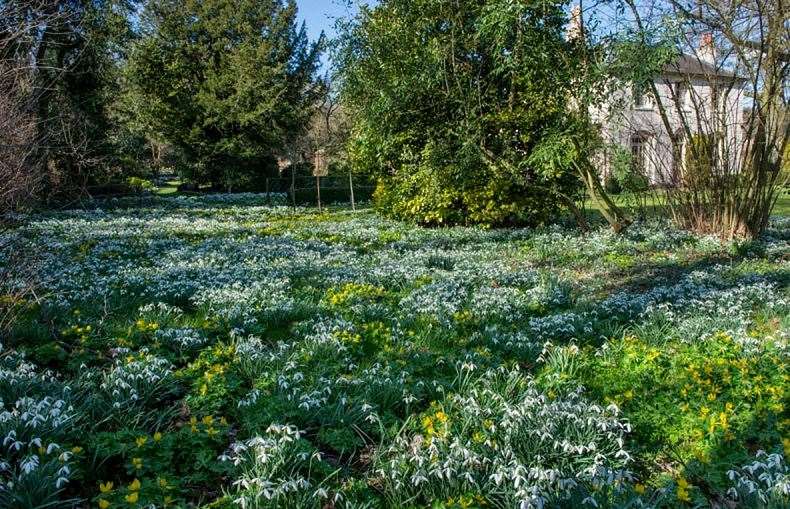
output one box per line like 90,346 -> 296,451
596,75 -> 746,185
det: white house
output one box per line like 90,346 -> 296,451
579,18 -> 749,185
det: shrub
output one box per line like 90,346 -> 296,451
684,133 -> 716,188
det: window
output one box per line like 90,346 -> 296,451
633,83 -> 648,108
630,133 -> 650,174
674,82 -> 689,110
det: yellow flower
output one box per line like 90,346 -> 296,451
634,483 -> 645,494
153,432 -> 162,442
189,416 -> 197,425
164,496 -> 174,506
158,477 -> 168,488
135,436 -> 147,447
125,492 -> 139,504
783,438 -> 790,456
434,411 -> 447,423
677,478 -> 690,489
220,417 -> 228,426
677,488 -> 690,502
99,481 -> 114,493
202,415 -> 214,426
132,457 -> 143,469
129,478 -> 141,491
98,499 -> 110,509
71,446 -> 83,454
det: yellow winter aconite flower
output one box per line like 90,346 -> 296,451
153,432 -> 162,442
783,438 -> 790,456
634,483 -> 645,494
132,457 -> 143,469
129,478 -> 141,491
125,492 -> 139,504
135,436 -> 147,447
676,478 -> 692,502
202,415 -> 214,425
98,499 -> 110,509
158,477 -> 168,488
99,481 -> 113,493
71,446 -> 83,454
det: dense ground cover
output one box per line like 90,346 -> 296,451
1,195 -> 789,508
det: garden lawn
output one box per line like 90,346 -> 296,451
1,194 -> 789,509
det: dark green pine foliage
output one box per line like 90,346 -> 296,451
126,0 -> 323,190
336,0 -> 583,227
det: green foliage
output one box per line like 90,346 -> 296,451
124,0 -> 323,190
684,133 -> 717,188
2,0 -> 141,200
125,177 -> 156,193
564,331 -> 788,491
337,0 -> 583,226
3,196 -> 789,507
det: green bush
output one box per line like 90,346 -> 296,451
368,139 -> 580,227
684,133 -> 716,188
338,0 -> 584,227
611,146 -> 649,194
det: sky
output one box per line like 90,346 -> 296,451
296,0 -> 372,70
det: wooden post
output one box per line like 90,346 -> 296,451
316,176 -> 322,212
291,170 -> 296,211
349,172 -> 356,211
313,149 -> 328,212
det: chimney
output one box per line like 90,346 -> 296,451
699,33 -> 716,66
566,5 -> 583,41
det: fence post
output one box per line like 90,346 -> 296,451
316,176 -> 322,212
265,178 -> 270,206
349,172 -> 356,211
291,170 -> 296,211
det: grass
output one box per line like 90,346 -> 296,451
582,188 -> 790,223
155,178 -> 181,195
2,195 -> 787,508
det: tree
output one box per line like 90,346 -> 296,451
336,0 -> 585,227
0,0 -> 140,211
125,0 -> 323,191
617,0 -> 788,239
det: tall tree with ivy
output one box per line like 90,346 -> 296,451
336,0 -> 589,227
125,0 -> 323,190
1,0 -> 141,204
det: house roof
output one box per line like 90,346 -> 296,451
662,54 -> 744,80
